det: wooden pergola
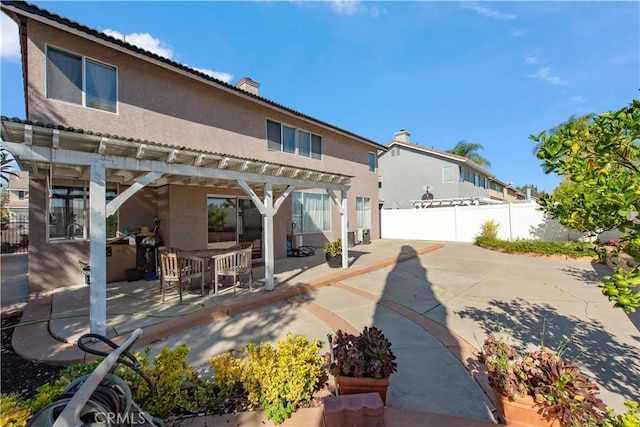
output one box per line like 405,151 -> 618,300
1,118 -> 353,335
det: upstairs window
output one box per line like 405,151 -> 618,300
267,120 -> 322,159
368,153 -> 376,172
46,46 -> 117,113
442,165 -> 454,183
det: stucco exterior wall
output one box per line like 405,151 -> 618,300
379,147 -> 463,209
379,145 -> 492,209
24,21 -> 376,179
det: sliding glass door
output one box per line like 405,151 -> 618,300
207,197 -> 262,260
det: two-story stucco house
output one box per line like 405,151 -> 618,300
378,130 -> 496,209
0,1 -> 385,334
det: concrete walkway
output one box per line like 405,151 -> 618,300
3,240 -> 639,425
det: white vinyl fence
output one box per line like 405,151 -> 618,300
381,202 -> 620,243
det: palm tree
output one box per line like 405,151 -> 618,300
447,140 -> 491,168
1,147 -> 19,186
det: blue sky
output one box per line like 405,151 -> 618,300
1,1 -> 638,193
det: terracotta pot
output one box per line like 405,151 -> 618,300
335,375 -> 390,405
325,253 -> 342,268
492,389 -> 557,427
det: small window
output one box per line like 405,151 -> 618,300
356,197 -> 371,229
368,153 -> 376,172
17,190 -> 27,200
267,120 -> 282,151
311,134 -> 322,159
298,130 -> 311,157
46,46 -> 117,113
442,166 -> 454,183
475,174 -> 481,187
283,125 -> 296,154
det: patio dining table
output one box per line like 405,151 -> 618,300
177,247 -> 233,294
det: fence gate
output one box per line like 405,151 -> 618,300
1,218 -> 29,254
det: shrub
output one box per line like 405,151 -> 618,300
479,219 -> 500,238
475,236 -> 599,259
127,344 -> 214,418
208,333 -> 324,425
0,394 -> 31,427
604,401 -> 640,427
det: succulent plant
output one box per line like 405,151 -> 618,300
330,326 -> 397,379
479,335 -> 607,427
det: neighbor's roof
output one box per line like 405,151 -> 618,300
386,140 -> 495,177
0,0 -> 386,152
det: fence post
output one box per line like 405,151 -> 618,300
508,202 -> 514,241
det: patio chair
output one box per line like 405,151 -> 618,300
212,244 -> 253,295
159,252 -> 205,302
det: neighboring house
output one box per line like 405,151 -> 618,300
0,1 -> 385,333
490,178 -> 526,201
3,171 -> 29,222
378,130 -> 496,209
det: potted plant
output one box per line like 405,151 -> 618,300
324,238 -> 343,268
479,334 -> 607,427
330,326 -> 397,404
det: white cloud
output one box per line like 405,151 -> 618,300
511,28 -> 525,37
461,1 -> 516,20
192,67 -> 233,83
330,0 -> 360,15
571,95 -> 587,104
525,55 -> 547,65
526,67 -> 566,85
1,14 -> 20,62
102,29 -> 174,59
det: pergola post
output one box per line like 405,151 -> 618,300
341,189 -> 348,268
89,163 -> 107,335
263,182 -> 275,291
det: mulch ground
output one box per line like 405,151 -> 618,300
1,314 -> 64,399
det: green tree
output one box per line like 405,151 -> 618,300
531,99 -> 640,313
447,140 -> 491,168
515,184 -> 547,198
1,147 -> 19,186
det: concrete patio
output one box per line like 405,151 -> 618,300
3,240 -> 639,426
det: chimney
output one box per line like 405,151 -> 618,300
236,77 -> 259,95
394,129 -> 410,143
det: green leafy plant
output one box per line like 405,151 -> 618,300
124,344 -> 214,418
324,239 -> 342,256
330,326 -> 397,379
604,401 -> 640,427
475,236 -> 599,259
0,393 -> 31,427
532,99 -> 640,313
208,333 -> 324,425
479,333 -> 607,427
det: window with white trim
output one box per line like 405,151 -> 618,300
267,120 -> 322,159
356,197 -> 371,229
46,46 -> 117,113
292,192 -> 330,233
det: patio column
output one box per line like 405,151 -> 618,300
263,182 -> 274,291
89,163 -> 107,335
327,189 -> 349,269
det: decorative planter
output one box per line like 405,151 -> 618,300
334,375 -> 390,405
326,253 -> 342,268
492,389 -> 557,427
